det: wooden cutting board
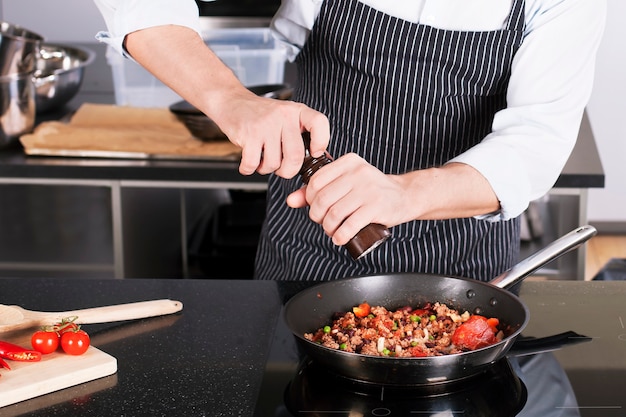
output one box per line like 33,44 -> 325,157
19,103 -> 243,160
0,330 -> 117,408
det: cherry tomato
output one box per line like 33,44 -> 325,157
60,330 -> 90,355
31,331 -> 60,354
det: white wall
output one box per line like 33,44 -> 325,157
3,0 -> 625,224
586,0 -> 626,225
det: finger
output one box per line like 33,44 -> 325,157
256,138 -> 282,175
238,140 -> 263,176
274,125 -> 307,179
300,109 -> 330,158
305,153 -> 355,197
332,205 -> 375,246
318,184 -> 362,239
307,170 -> 353,225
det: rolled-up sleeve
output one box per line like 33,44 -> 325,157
449,0 -> 606,221
93,0 -> 201,57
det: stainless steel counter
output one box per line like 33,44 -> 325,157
0,105 -> 604,279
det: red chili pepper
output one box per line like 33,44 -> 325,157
0,357 -> 11,370
0,341 -> 42,362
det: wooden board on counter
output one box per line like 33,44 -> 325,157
0,330 -> 117,408
20,103 -> 242,161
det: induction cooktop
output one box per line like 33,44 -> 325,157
253,282 -> 626,417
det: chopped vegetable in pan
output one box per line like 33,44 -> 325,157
304,302 -> 505,357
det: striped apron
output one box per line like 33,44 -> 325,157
255,0 -> 524,281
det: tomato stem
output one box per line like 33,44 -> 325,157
43,316 -> 81,334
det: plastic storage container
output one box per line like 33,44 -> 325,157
107,27 -> 287,108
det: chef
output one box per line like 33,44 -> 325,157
93,0 -> 606,281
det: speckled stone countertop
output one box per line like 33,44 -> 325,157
2,278 -> 625,416
0,278 -> 284,417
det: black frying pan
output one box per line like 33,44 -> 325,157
283,225 -> 597,385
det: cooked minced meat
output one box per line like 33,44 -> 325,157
304,302 -> 504,357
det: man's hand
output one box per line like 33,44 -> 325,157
125,24 -> 330,179
211,91 -> 330,179
287,157 -> 501,245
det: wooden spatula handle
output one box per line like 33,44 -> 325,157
37,299 -> 183,325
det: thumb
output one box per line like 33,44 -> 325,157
286,187 -> 308,208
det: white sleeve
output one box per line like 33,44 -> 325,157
92,0 -> 202,58
270,0 -> 323,61
449,0 -> 607,221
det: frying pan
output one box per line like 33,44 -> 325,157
283,225 -> 597,385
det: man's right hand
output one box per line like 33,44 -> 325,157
125,24 -> 329,179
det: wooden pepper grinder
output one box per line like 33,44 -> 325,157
299,132 -> 391,259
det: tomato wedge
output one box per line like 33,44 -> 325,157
353,302 -> 371,318
451,315 -> 498,350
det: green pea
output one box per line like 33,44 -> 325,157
410,315 -> 421,323
323,325 -> 331,333
429,315 -> 436,322
339,343 -> 347,350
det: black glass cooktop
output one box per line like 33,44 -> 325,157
254,282 -> 626,417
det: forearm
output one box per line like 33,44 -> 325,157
397,163 -> 500,221
124,25 -> 250,120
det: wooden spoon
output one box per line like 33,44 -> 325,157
0,299 -> 183,333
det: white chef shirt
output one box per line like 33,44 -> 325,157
93,0 -> 606,221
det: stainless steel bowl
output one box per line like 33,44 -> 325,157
0,21 -> 43,75
33,43 -> 95,113
0,72 -> 35,148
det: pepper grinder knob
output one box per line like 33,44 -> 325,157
299,132 -> 391,259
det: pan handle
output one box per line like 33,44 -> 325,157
509,331 -> 592,356
490,225 -> 597,290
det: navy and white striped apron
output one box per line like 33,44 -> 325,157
255,0 -> 524,281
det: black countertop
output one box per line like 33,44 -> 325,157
0,110 -> 605,189
0,278 -> 284,417
1,278 -> 625,417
